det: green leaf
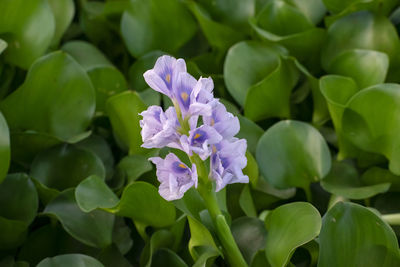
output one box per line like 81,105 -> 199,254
185,1 -> 245,51
244,57 -> 299,121
106,91 -> 147,155
121,0 -> 197,57
256,120 -> 331,191
0,0 -> 55,68
37,254 -> 104,267
47,0 -> 74,46
187,216 -> 220,262
43,189 -> 114,248
75,177 -> 176,228
237,115 -> 264,155
231,217 -> 267,264
224,41 -> 283,106
151,249 -> 188,267
116,154 -> 153,184
361,167 -> 400,191
128,50 -> 164,92
342,84 -> 400,175
75,175 -> 119,212
0,173 -> 38,249
321,11 -> 400,72
76,135 -> 115,180
140,230 -> 175,267
265,202 -> 321,267
328,49 -> 389,89
321,161 -> 391,199
318,202 -> 400,267
0,111 -> 10,183
0,51 -> 95,141
30,144 -> 105,191
62,41 -> 128,113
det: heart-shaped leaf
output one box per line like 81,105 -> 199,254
121,0 -> 197,57
256,120 -> 331,193
318,202 -> 400,266
0,0 -> 55,68
265,202 -> 321,267
106,91 -> 147,155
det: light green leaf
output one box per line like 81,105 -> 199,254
121,0 -> 197,57
106,91 -> 147,155
47,0 -> 74,46
342,84 -> 400,175
0,0 -> 55,68
0,39 -> 7,54
318,202 -> 400,267
265,202 -> 321,267
0,51 -> 95,141
256,120 -> 331,191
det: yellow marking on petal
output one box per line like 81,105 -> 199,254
179,163 -> 187,169
194,133 -> 201,139
212,145 -> 217,153
181,92 -> 189,102
166,74 -> 171,83
211,118 -> 215,126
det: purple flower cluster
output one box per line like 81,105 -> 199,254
140,55 -> 249,201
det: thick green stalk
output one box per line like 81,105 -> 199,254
199,187 -> 248,267
382,213 -> 400,225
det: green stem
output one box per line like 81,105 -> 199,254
198,187 -> 248,267
382,213 -> 400,225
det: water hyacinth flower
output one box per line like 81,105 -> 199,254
140,55 -> 248,201
149,153 -> 197,201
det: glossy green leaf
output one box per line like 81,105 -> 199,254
37,254 -> 104,267
237,115 -> 264,155
187,216 -> 220,262
140,230 -> 175,267
106,91 -> 147,155
75,175 -> 119,212
198,0 -> 255,33
0,173 -> 38,249
239,185 -> 257,217
318,202 -> 400,267
30,144 -> 105,191
342,84 -> 400,175
75,177 -> 176,228
231,217 -> 267,264
0,112 -> 10,183
244,57 -> 299,121
76,135 -> 115,180
121,0 -> 197,57
62,41 -> 128,113
328,49 -> 389,89
321,161 -> 391,199
256,120 -> 331,191
321,11 -> 400,72
186,1 -> 245,51
43,189 -> 114,248
265,202 -> 321,267
98,244 -> 132,267
0,0 -> 55,68
47,0 -> 74,46
224,41 -> 283,106
116,154 -> 153,184
0,51 -> 95,141
362,167 -> 400,191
